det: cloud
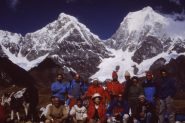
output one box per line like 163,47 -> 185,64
169,0 -> 181,6
65,0 -> 77,4
6,0 -> 20,10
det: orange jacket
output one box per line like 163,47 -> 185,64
106,81 -> 124,96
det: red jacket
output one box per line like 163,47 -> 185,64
106,81 -> 124,96
0,105 -> 5,123
86,85 -> 109,104
87,103 -> 106,123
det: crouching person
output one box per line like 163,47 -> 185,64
45,94 -> 68,123
70,98 -> 87,123
87,93 -> 106,123
132,95 -> 153,123
107,94 -> 129,123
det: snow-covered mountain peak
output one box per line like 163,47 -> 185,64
121,6 -> 166,34
107,6 -> 185,51
0,12 -> 109,76
0,30 -> 22,44
58,13 -> 79,24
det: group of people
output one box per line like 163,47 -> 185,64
44,68 -> 178,123
0,86 -> 38,123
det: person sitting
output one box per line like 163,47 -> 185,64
132,95 -> 153,123
175,107 -> 185,123
70,98 -> 87,123
0,104 -> 6,123
107,94 -> 129,123
45,94 -> 68,123
87,93 -> 107,123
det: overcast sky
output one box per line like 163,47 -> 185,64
0,0 -> 185,39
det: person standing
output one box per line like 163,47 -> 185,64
157,69 -> 176,123
127,76 -> 144,120
51,74 -> 69,102
86,79 -> 109,105
106,71 -> 124,102
142,71 -> 157,104
68,73 -> 84,108
142,71 -> 157,123
123,71 -> 132,101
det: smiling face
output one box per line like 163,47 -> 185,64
94,97 -> 101,105
77,99 -> 82,108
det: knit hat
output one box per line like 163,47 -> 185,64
125,71 -> 130,76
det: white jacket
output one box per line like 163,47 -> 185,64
70,105 -> 87,120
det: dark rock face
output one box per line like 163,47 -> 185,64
132,36 -> 163,64
29,58 -> 61,86
165,55 -> 185,96
150,58 -> 166,71
0,57 -> 34,86
172,41 -> 185,53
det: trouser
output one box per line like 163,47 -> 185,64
139,112 -> 152,123
128,99 -> 138,117
107,114 -> 129,123
45,119 -> 67,123
158,96 -> 175,123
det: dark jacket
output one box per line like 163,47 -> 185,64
107,100 -> 129,117
157,77 -> 176,99
123,79 -> 132,100
135,100 -> 153,120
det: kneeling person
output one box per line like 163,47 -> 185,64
107,94 -> 129,123
70,98 -> 87,123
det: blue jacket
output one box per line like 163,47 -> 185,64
158,77 -> 176,99
51,81 -> 70,101
142,79 -> 156,103
107,100 -> 129,117
68,80 -> 84,99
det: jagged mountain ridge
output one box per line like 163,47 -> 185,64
1,7 -> 185,81
92,6 -> 185,81
106,7 -> 185,64
0,13 -> 109,78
